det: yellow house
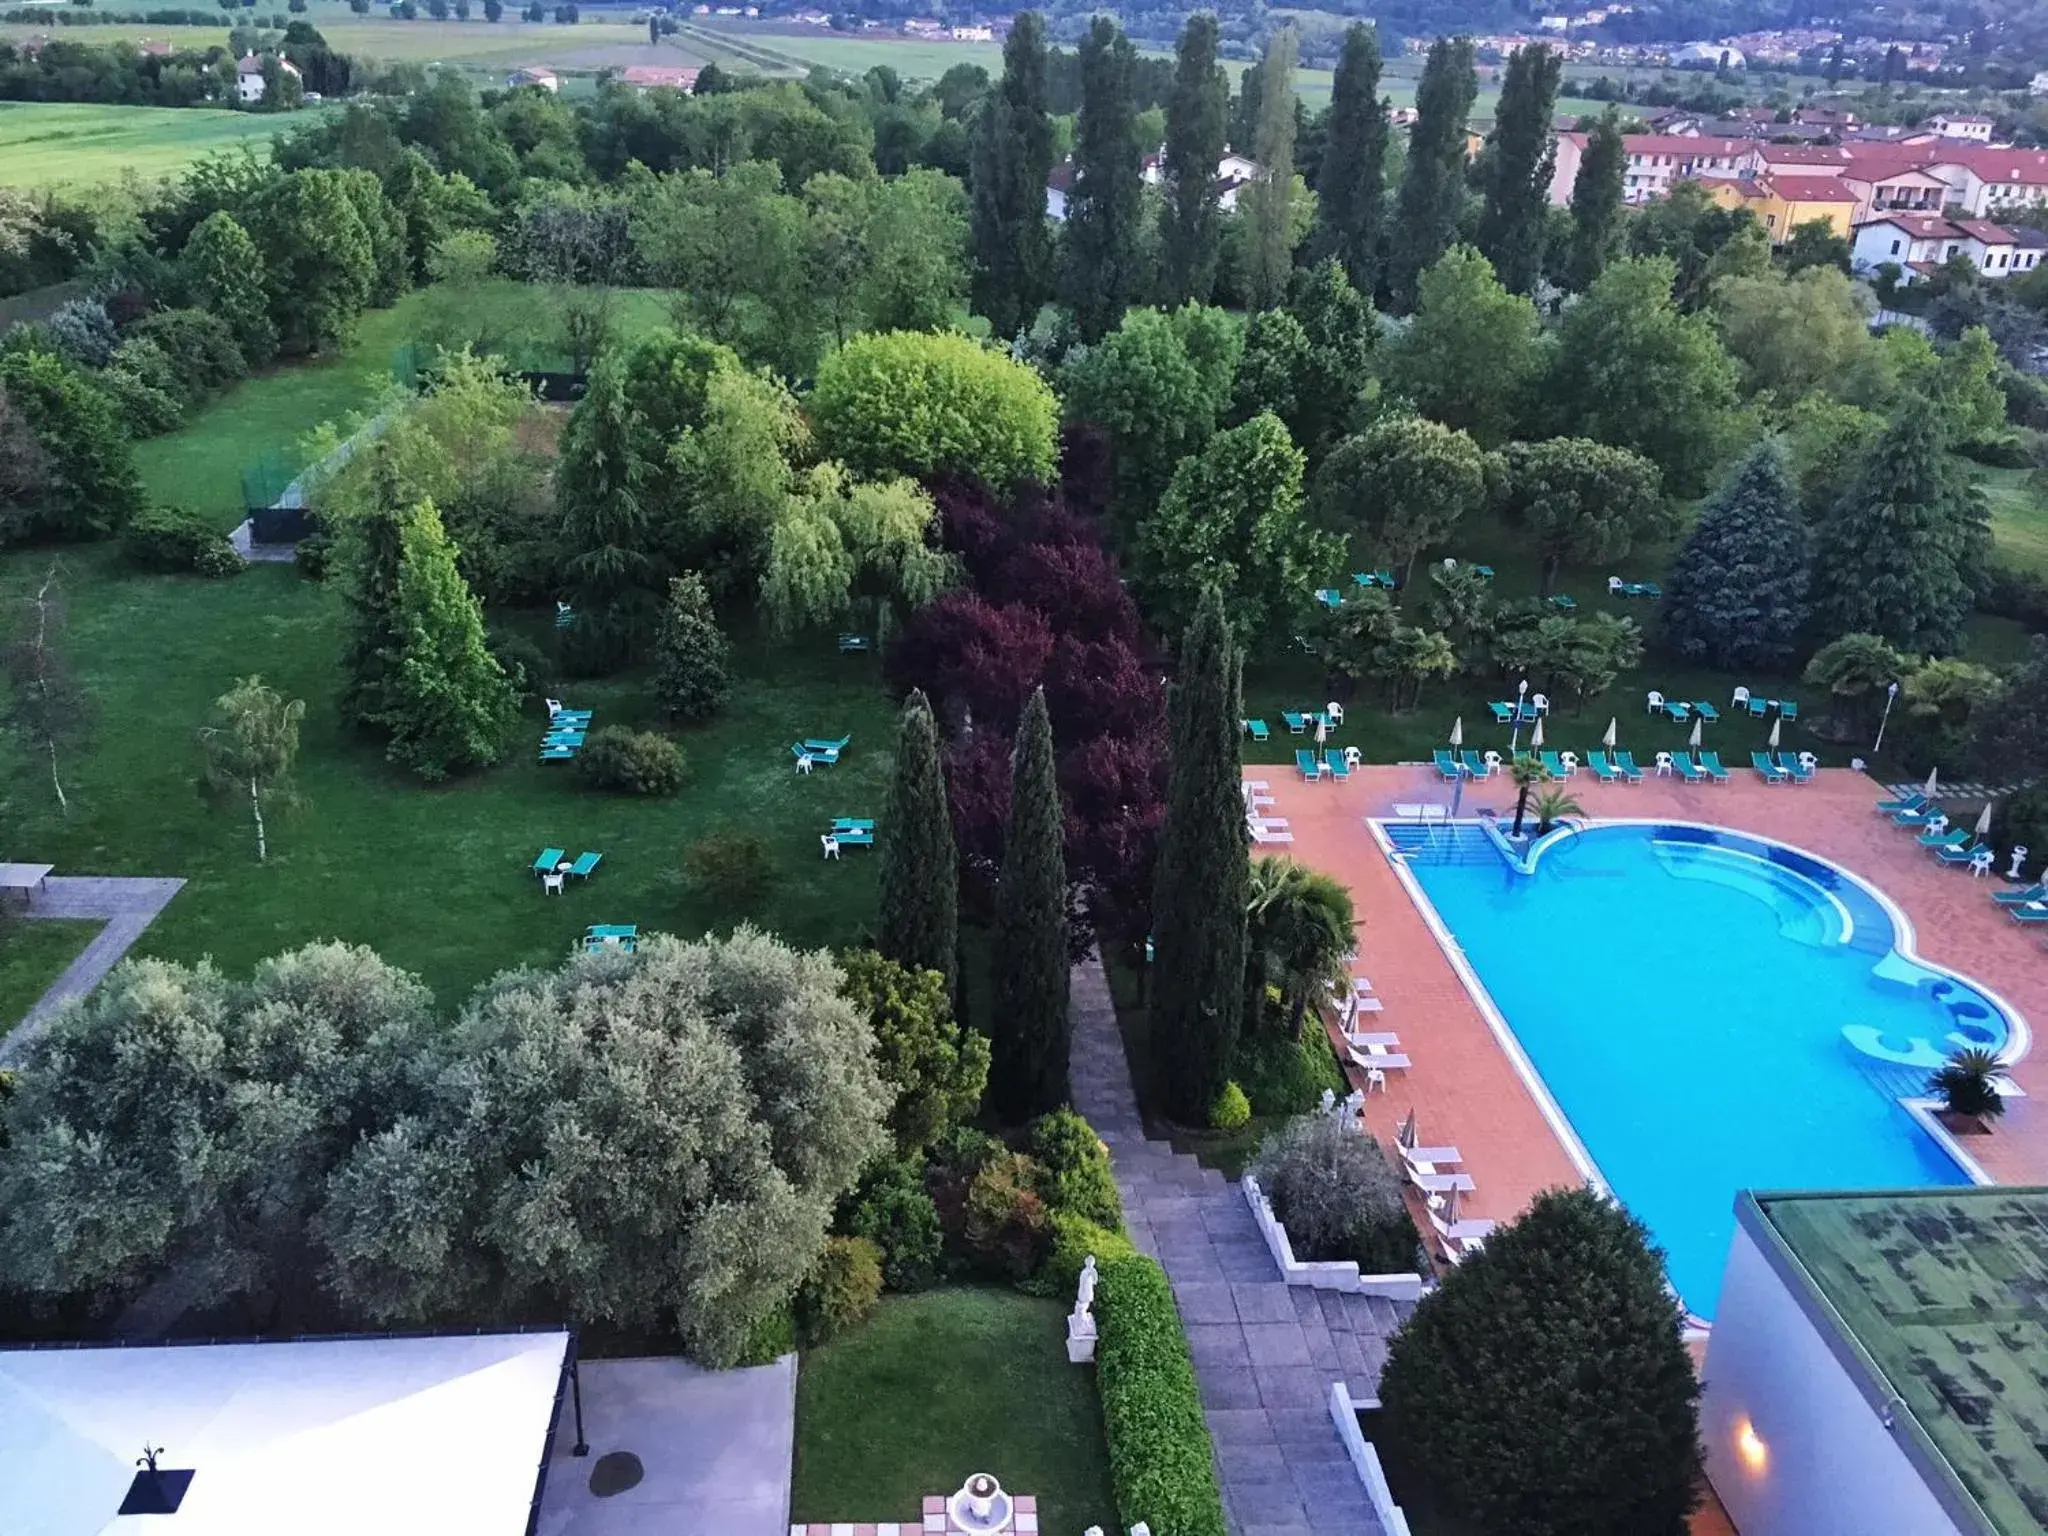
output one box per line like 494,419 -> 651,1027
1692,174 -> 1860,243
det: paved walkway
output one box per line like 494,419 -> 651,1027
4,876 -> 184,1063
1070,957 -> 1404,1536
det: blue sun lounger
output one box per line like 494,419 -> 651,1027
533,847 -> 566,875
1315,588 -> 1343,608
1691,701 -> 1719,723
793,742 -> 840,766
1993,883 -> 2046,905
1697,750 -> 1731,783
1612,751 -> 1646,782
804,735 -> 852,754
1488,701 -> 1515,725
1918,827 -> 1969,851
1662,700 -> 1691,723
540,746 -> 578,763
1586,752 -> 1621,783
1938,841 -> 1986,866
1540,750 -> 1568,777
1893,802 -> 1942,827
2010,901 -> 2048,924
1244,718 -> 1270,743
1460,750 -> 1489,779
1877,790 -> 1929,816
1668,752 -> 1704,783
1434,750 -> 1465,781
1283,712 -> 1307,734
1779,701 -> 1799,722
1774,751 -> 1814,784
1296,749 -> 1322,779
1324,749 -> 1350,781
1751,751 -> 1788,784
566,851 -> 602,879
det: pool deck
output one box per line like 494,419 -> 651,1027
1260,762 -> 2048,1229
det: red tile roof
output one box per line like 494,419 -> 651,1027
620,64 -> 699,89
1622,135 -> 1752,158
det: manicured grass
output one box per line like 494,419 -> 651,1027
792,1288 -> 1118,1535
0,101 -> 308,189
1979,464 -> 2048,576
0,918 -> 100,1030
0,17 -> 710,69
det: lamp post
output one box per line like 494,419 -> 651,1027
1873,680 -> 1900,756
1509,677 -> 1529,753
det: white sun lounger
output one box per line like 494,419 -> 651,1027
1347,1044 -> 1411,1072
1401,1144 -> 1463,1168
1408,1171 -> 1477,1195
1251,826 -> 1295,844
1347,1032 -> 1401,1048
1428,1210 -> 1498,1243
1343,994 -> 1384,1018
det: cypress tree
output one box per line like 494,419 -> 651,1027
969,10 -> 1055,338
653,571 -> 731,722
1475,42 -> 1562,296
1388,36 -> 1477,310
1158,13 -> 1228,306
338,451 -> 414,731
1062,15 -> 1146,342
1661,440 -> 1811,672
991,688 -> 1069,1119
1229,58 -> 1261,154
557,350 -> 657,673
879,688 -> 960,994
1313,23 -> 1389,297
1243,25 -> 1300,312
1151,588 -> 1249,1122
1566,109 -> 1626,292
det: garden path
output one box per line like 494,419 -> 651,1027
3,875 -> 185,1064
1070,955 -> 1403,1536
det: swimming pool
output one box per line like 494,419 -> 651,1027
1390,820 -> 2020,1318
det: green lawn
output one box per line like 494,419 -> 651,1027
1979,464 -> 2048,576
0,101 -> 308,189
792,1288 -> 1118,1534
0,918 -> 100,1030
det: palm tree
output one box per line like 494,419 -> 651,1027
1507,758 -> 1552,838
1929,1046 -> 2008,1125
1532,785 -> 1585,835
1245,856 -> 1357,1038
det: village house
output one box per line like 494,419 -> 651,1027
506,65 -> 559,92
1694,173 -> 1859,242
235,52 -> 299,106
1849,212 -> 2048,281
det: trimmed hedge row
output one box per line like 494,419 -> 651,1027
1094,1252 -> 1228,1536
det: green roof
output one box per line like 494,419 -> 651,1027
1754,1187 -> 2048,1536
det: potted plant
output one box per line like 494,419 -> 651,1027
1532,786 -> 1585,836
1929,1046 -> 2008,1133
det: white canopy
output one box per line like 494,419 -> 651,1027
0,1329 -> 570,1536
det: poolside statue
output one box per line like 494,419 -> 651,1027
2010,845 -> 2029,882
948,1474 -> 1015,1535
1066,1256 -> 1098,1364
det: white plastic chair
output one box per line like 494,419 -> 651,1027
1559,751 -> 1579,776
1607,575 -> 1625,594
1325,701 -> 1345,725
1343,745 -> 1362,768
1798,751 -> 1818,773
1732,685 -> 1751,708
545,696 -> 564,717
1365,1066 -> 1386,1094
1646,689 -> 1665,714
821,834 -> 840,860
1531,692 -> 1550,715
795,752 -> 814,775
541,870 -> 565,895
1970,849 -> 1994,879
1482,749 -> 1503,775
1655,751 -> 1674,777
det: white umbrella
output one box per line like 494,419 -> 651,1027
1315,715 -> 1329,746
1767,716 -> 1782,750
1601,717 -> 1618,750
1531,716 -> 1545,751
1443,1182 -> 1462,1225
1449,716 -> 1464,749
1397,1108 -> 1417,1149
1924,767 -> 1940,799
1688,716 -> 1703,750
1976,802 -> 1995,839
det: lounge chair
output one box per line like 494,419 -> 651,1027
2010,901 -> 2048,924
1346,1043 -> 1412,1072
1892,803 -> 1942,827
1352,571 -> 1375,588
1296,749 -> 1322,780
1283,711 -> 1307,733
1586,751 -> 1621,783
1244,718 -> 1270,743
1401,1144 -> 1463,1170
1472,565 -> 1495,579
540,746 -> 578,763
1433,749 -> 1466,782
1876,790 -> 1929,816
803,735 -> 851,753
1487,701 -> 1515,725
1918,828 -> 1969,851
1251,825 -> 1296,844
1636,581 -> 1663,599
1315,588 -> 1342,608
1460,750 -> 1490,779
1324,749 -> 1350,781
532,847 -> 566,875
548,709 -> 593,725
566,851 -> 602,879
1612,750 -> 1646,782
1409,1170 -> 1477,1196
837,633 -> 870,653
832,818 -> 876,831
1992,883 -> 2046,905
1540,750 -> 1569,778
1550,594 -> 1577,612
1751,751 -> 1788,784
834,827 -> 875,848
1779,701 -> 1799,722
1698,751 -> 1732,783
792,742 -> 839,766
1692,701 -> 1719,723
1748,696 -> 1769,718
1663,700 -> 1691,723
1938,841 -> 1986,866
1668,752 -> 1704,783
1775,751 -> 1814,784
1371,569 -> 1395,588
544,732 -> 586,748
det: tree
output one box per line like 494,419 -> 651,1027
377,499 -> 516,780
1241,25 -> 1299,311
1231,309 -> 1311,431
839,948 -> 989,1155
199,676 -> 305,863
1476,43 -> 1561,296
1244,856 -> 1353,1037
1809,407 -> 1985,656
1781,218 -> 1852,275
1062,16 -> 1146,341
1151,589 -> 1248,1122
1282,259 -> 1377,454
1660,440 -> 1810,673
1138,411 -> 1336,644
1711,266 -> 1871,400
1542,255 -> 1740,497
1381,246 -> 1538,447
1532,784 -> 1583,833
1971,638 -> 2048,783
1565,110 -> 1624,292
879,688 -> 959,995
991,687 -> 1069,1120
556,349 -> 657,671
0,349 -> 141,543
182,209 -> 277,367
1313,415 -> 1487,589
968,11 -> 1054,338
317,930 -> 886,1365
246,168 -> 377,354
810,330 -> 1058,488
1499,437 -> 1669,594
1803,633 -> 1911,740
1,562 -> 87,811
1158,13 -> 1228,306
1313,23 -> 1388,296
1381,1188 -> 1701,1536
1388,36 -> 1477,309
0,386 -> 48,543
653,572 -> 730,723
1625,179 -> 1765,309
762,466 -> 954,639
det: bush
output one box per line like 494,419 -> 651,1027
93,357 -> 184,437
686,830 -> 777,912
841,1156 -> 945,1291
1957,432 -> 2034,469
796,1235 -> 884,1342
1231,1025 -> 1346,1117
1028,1108 -> 1123,1230
1036,1209 -> 1138,1296
484,627 -> 548,706
577,726 -> 684,795
44,298 -> 114,367
1251,1113 -> 1420,1273
131,308 -> 246,394
122,506 -> 243,577
1210,1080 -> 1251,1131
294,529 -> 332,580
959,1151 -> 1049,1281
1975,558 -> 2048,630
736,1302 -> 796,1366
1095,1254 -> 1227,1536
1380,1187 -> 1701,1536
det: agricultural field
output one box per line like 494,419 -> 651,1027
0,100 -> 303,188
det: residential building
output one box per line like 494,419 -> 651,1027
1610,135 -> 1756,203
1849,212 -> 2047,281
1044,163 -> 1074,221
1671,41 -> 1744,69
948,24 -> 993,41
619,64 -> 699,92
506,65 -> 559,91
1696,173 -> 1859,241
1927,112 -> 1994,142
1703,1188 -> 2048,1536
1065,149 -> 1262,221
234,51 -> 298,105
2032,69 -> 2048,97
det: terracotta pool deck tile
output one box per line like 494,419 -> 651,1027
1255,762 -> 2048,1220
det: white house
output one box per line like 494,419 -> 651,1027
2033,69 -> 2048,97
1926,112 -> 1994,142
507,65 -> 559,91
235,52 -> 299,105
1055,149 -> 1263,220
1702,1189 -> 2044,1536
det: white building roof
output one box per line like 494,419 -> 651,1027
0,1330 -> 570,1536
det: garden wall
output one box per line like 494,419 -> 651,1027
1328,1383 -> 1415,1536
1240,1174 -> 1425,1302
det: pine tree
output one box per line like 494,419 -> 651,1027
1062,15 -> 1146,342
1810,407 -> 1986,656
1388,36 -> 1477,310
1566,109 -> 1626,292
1152,589 -> 1249,1121
1229,59 -> 1261,156
337,453 -> 412,731
1475,42 -> 1562,296
879,688 -> 959,994
1243,25 -> 1300,311
653,571 -> 731,722
378,499 -> 517,781
556,349 -> 657,673
1660,440 -> 1811,672
1158,13 -> 1228,305
991,688 -> 1069,1119
969,10 -> 1055,337
1313,23 -> 1389,296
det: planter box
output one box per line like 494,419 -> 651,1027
1242,1176 -> 1425,1302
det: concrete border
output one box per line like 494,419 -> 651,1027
3,876 -> 184,1063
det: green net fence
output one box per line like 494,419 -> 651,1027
238,448 -> 306,512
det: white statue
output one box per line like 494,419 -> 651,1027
1067,1255 -> 1099,1362
1319,1088 -> 1337,1115
2010,845 -> 2029,882
1076,1253 -> 1098,1313
1344,1088 -> 1366,1121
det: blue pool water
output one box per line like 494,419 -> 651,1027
1395,821 -> 2016,1317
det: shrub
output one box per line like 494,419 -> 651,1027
294,529 -> 332,580
484,628 -> 548,706
686,830 -> 777,911
1957,432 -> 2033,469
736,1302 -> 796,1366
796,1235 -> 884,1342
1251,1113 -> 1419,1273
1094,1254 -> 1227,1536
122,506 -> 243,577
45,298 -> 115,367
959,1151 -> 1049,1281
94,355 -> 185,438
131,308 -> 246,394
1028,1108 -> 1123,1230
577,726 -> 684,795
1210,1080 -> 1251,1131
841,1156 -> 945,1291
1036,1209 -> 1138,1296
1930,1045 -> 2007,1121
1231,1025 -> 1346,1117
1380,1187 -> 1701,1536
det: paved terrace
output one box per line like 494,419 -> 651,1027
1257,763 -> 2048,1215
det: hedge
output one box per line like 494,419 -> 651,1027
1094,1252 -> 1228,1536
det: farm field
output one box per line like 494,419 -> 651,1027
0,100 -> 305,187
